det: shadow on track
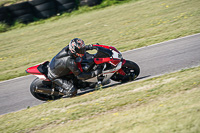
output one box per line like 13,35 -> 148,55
135,75 -> 151,80
74,75 -> 151,97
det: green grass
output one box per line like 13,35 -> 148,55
0,66 -> 200,133
0,0 -> 26,6
0,0 -> 130,7
0,0 -> 132,32
0,0 -> 200,81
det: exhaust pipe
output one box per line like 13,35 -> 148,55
35,86 -> 64,96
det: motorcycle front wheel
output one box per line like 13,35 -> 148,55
111,60 -> 140,83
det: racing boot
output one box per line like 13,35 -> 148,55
95,81 -> 103,90
53,79 -> 77,97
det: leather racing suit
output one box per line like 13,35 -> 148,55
48,45 -> 96,95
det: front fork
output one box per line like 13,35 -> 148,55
115,59 -> 126,76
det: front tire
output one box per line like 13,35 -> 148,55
30,78 -> 62,101
111,60 -> 140,83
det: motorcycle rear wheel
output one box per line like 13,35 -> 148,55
111,60 -> 140,83
30,78 -> 62,101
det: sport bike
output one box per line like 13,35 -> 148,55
26,44 -> 140,101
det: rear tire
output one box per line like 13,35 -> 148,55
111,60 -> 140,83
57,2 -> 76,13
15,14 -> 34,23
7,2 -> 30,10
80,0 -> 102,6
56,0 -> 74,4
35,1 -> 55,11
29,0 -> 51,6
30,78 -> 62,101
36,9 -> 56,18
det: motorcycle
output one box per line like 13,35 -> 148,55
26,44 -> 140,101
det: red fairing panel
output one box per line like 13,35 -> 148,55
94,58 -> 121,66
122,59 -> 126,66
26,64 -> 42,75
26,64 -> 50,81
94,58 -> 111,64
117,69 -> 126,75
116,59 -> 126,75
109,59 -> 121,66
93,44 -> 120,53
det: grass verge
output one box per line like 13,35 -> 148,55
0,0 -> 200,81
0,0 -> 132,32
0,0 -> 26,6
0,66 -> 200,133
0,0 -> 131,7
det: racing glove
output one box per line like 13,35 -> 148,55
86,43 -> 100,50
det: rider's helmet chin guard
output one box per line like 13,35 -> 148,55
69,38 -> 86,58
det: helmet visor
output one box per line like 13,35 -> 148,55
76,47 -> 86,54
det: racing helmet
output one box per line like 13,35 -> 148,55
69,38 -> 86,57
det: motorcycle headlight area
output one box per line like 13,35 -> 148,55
112,50 -> 122,59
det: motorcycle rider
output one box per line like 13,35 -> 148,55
48,38 -> 101,96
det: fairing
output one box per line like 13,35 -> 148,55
26,45 -> 125,82
26,64 -> 42,75
26,61 -> 49,81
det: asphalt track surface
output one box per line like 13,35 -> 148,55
0,33 -> 200,115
